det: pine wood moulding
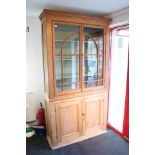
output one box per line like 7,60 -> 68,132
39,9 -> 112,27
49,90 -> 108,102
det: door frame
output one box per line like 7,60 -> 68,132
107,24 -> 129,139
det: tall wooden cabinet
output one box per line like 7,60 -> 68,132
40,9 -> 111,149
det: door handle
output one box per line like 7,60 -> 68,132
81,113 -> 85,116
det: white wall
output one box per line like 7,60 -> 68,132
105,7 -> 129,27
26,16 -> 45,113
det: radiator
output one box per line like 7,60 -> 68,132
26,92 -> 36,122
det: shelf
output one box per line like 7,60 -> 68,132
55,40 -> 79,43
56,75 -> 79,79
56,59 -> 79,61
56,59 -> 102,61
55,40 -> 99,42
83,54 -> 103,55
84,78 -> 103,82
56,54 -> 79,56
83,74 -> 102,77
56,81 -> 79,86
55,54 -> 103,56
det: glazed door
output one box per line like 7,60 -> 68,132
54,23 -> 81,95
83,95 -> 107,135
55,98 -> 82,143
83,27 -> 105,90
54,24 -> 105,95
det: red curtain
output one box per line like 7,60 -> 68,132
122,52 -> 129,139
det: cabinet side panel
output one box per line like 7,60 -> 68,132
46,18 -> 54,99
45,100 -> 58,146
42,22 -> 49,97
45,100 -> 52,138
102,93 -> 108,130
51,102 -> 58,145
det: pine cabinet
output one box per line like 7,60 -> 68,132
40,9 -> 111,149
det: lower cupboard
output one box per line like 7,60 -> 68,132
45,93 -> 108,149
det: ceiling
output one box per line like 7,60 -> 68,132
26,0 -> 129,17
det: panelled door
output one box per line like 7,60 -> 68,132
55,98 -> 82,143
82,95 -> 107,136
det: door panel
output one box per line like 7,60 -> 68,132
55,98 -> 82,143
86,100 -> 100,128
83,96 -> 106,135
60,105 -> 78,136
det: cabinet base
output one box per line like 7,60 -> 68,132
47,129 -> 107,150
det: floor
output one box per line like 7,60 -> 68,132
26,129 -> 129,155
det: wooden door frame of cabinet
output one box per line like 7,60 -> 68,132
105,28 -> 110,90
82,24 -> 106,90
52,21 -> 82,96
80,24 -> 83,92
52,22 -> 107,96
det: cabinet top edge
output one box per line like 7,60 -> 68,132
39,9 -> 112,24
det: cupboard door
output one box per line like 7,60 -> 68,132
83,27 -> 104,89
54,24 -> 80,93
83,96 -> 107,135
55,98 -> 82,143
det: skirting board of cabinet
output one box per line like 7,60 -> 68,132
47,130 -> 107,150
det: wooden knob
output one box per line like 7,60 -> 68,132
81,113 -> 85,116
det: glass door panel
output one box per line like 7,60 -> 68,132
63,83 -> 79,91
83,27 -> 104,88
83,55 -> 97,87
54,24 -> 80,93
55,56 -> 62,92
63,55 -> 79,84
